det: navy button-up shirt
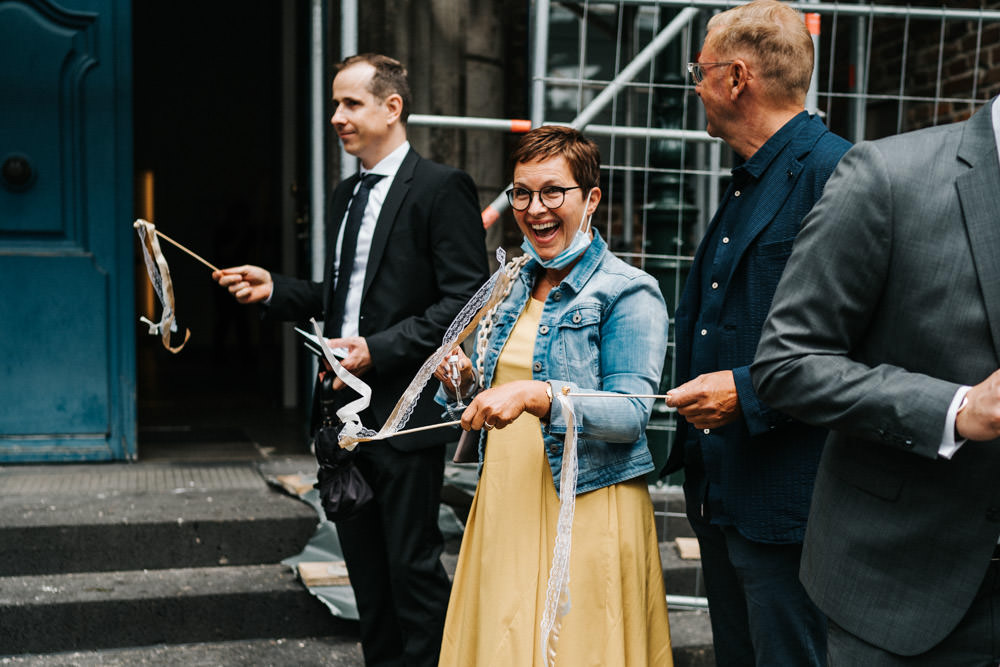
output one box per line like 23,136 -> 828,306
688,111 -> 811,521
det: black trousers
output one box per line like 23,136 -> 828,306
335,439 -> 451,667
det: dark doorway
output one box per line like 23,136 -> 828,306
132,2 -> 310,460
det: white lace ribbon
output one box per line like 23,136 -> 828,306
540,389 -> 580,666
334,248 -> 521,448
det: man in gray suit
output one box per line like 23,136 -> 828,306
752,97 -> 1000,664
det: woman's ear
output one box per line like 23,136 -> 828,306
586,187 -> 602,216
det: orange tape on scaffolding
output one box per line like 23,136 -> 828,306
510,119 -> 532,133
806,13 -> 820,36
481,205 -> 501,229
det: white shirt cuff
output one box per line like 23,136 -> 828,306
938,386 -> 972,459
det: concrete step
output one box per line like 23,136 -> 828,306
0,564 -> 358,655
0,611 -> 712,667
0,458 -> 713,664
0,463 -> 317,575
0,637 -> 363,666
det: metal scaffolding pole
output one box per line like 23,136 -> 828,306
408,114 -> 718,144
558,0 -> 1000,22
339,0 -> 359,183
310,0 -> 327,283
803,4 -> 820,114
481,6 -> 702,227
531,0 -> 553,127
571,8 -> 700,131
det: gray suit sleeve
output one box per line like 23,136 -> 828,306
751,142 -> 959,459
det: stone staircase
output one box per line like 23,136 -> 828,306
0,458 -> 711,665
0,459 -> 359,660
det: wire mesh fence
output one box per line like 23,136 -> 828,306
526,0 -> 1000,482
408,1 -> 1000,486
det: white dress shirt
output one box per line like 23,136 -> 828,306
331,141 -> 410,338
938,98 -> 999,458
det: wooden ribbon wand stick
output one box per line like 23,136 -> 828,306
354,390 -> 677,443
133,220 -> 219,272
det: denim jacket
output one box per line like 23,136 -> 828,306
438,230 -> 669,495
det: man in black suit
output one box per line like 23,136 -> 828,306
214,53 -> 488,667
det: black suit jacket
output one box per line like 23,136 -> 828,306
269,148 -> 489,450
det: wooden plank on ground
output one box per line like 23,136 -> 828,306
298,561 -> 350,587
675,537 -> 701,560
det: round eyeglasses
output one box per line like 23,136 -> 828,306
506,185 -> 581,211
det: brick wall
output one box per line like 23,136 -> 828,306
864,1 -> 1000,133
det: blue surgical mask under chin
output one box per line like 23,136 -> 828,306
520,190 -> 594,270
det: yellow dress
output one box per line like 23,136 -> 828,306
440,298 -> 673,667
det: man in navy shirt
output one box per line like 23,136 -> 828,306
661,2 -> 850,664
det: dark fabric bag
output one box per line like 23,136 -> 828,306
312,375 -> 373,522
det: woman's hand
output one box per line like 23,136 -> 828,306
433,348 -> 476,398
461,380 -> 552,431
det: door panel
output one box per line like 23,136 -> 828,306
0,0 -> 135,461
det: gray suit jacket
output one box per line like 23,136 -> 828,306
751,99 -> 1000,656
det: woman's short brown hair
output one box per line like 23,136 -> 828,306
510,125 -> 601,189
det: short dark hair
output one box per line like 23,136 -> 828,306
336,53 -> 412,123
510,126 -> 601,189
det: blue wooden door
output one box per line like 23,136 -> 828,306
0,0 -> 135,460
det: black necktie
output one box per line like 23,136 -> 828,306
330,173 -> 384,337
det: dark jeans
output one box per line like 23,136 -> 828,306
335,441 -> 451,667
827,557 -> 1000,667
690,511 -> 827,667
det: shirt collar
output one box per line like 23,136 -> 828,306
735,110 -> 810,180
361,141 -> 410,179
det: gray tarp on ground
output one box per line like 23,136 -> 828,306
268,463 -> 477,620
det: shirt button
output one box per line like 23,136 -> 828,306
734,190 -> 741,197
539,325 -> 549,335
552,292 -> 562,301
703,428 -> 711,434
700,329 -> 708,336
533,361 -> 542,372
572,313 -> 582,324
711,282 -> 719,289
722,237 -> 730,244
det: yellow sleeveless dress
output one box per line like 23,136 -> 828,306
439,298 -> 673,666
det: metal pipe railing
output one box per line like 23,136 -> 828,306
666,594 -> 710,610
408,114 -> 718,144
557,0 -> 1000,22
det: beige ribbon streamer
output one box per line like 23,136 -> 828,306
134,219 -> 191,353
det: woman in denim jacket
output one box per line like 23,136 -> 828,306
434,126 -> 672,666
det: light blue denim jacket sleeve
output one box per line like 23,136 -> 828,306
436,230 -> 669,495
